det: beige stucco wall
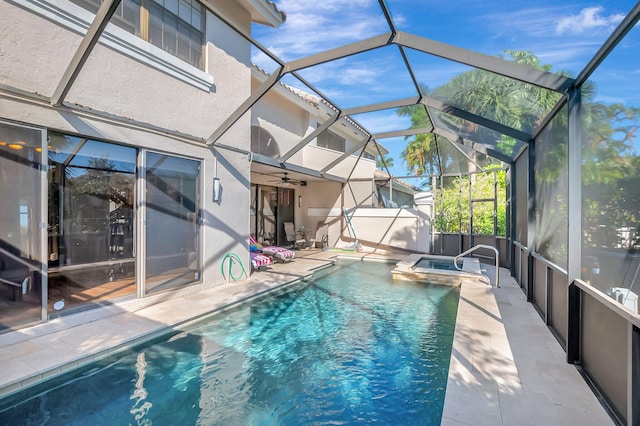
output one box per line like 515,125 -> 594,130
0,0 -> 256,284
250,83 -> 315,165
1,0 -> 252,141
0,1 -> 81,97
296,181 -> 431,254
343,180 -> 377,208
295,181 -> 342,245
250,74 -> 377,180
251,84 -> 310,137
321,152 -> 376,179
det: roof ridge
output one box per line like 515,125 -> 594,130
251,65 -> 370,138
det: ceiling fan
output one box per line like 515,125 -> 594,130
268,172 -> 306,186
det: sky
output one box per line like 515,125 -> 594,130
251,0 -> 640,176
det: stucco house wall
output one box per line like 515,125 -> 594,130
0,0 -> 265,289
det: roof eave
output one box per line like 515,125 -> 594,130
244,0 -> 286,28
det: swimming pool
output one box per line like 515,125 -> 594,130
0,260 -> 460,425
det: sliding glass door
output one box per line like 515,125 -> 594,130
2,127 -> 203,326
47,134 -> 137,314
145,152 -> 200,294
0,121 -> 46,330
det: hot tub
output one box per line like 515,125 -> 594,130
392,254 -> 487,286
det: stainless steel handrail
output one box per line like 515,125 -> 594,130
454,244 -> 500,288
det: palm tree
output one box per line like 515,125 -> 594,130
376,155 -> 394,170
397,91 -> 436,175
430,51 -> 566,156
401,133 -> 438,176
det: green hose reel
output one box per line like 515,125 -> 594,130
221,252 -> 247,282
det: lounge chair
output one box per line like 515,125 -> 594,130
250,251 -> 273,271
250,235 -> 295,262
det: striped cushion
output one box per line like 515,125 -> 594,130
249,235 -> 295,262
261,246 -> 295,261
249,235 -> 263,250
250,252 -> 272,269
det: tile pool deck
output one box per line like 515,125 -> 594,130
0,250 -> 613,425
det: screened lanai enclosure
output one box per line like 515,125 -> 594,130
1,0 -> 640,424
216,2 -> 640,424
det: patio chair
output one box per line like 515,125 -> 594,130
284,222 -> 306,249
308,221 -> 329,249
293,221 -> 325,250
250,235 -> 295,262
0,246 -> 32,301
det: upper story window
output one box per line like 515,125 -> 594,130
251,126 -> 281,158
362,151 -> 375,160
317,130 -> 345,153
74,0 -> 204,69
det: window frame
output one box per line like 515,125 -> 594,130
317,129 -> 346,153
71,0 -> 205,69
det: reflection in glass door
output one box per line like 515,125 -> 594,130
0,122 -> 45,330
276,187 -> 294,246
250,184 -> 257,239
47,134 -> 137,315
145,152 -> 200,294
259,186 -> 277,245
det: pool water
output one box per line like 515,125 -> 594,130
0,260 -> 460,425
414,258 -> 462,271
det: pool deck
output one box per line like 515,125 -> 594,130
0,250 -> 613,425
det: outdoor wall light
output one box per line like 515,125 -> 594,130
213,177 -> 221,202
298,195 -> 302,208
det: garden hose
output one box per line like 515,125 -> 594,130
221,252 -> 247,282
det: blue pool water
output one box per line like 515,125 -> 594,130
415,258 -> 462,271
0,260 -> 460,425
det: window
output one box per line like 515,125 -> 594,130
74,0 -> 204,69
362,151 -> 375,160
251,126 -> 281,158
317,130 -> 345,153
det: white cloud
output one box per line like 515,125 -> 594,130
254,0 -> 389,62
305,59 -> 381,86
477,5 -> 628,74
354,112 -> 412,134
289,47 -> 418,106
513,39 -> 603,71
480,6 -> 574,38
555,6 -> 625,35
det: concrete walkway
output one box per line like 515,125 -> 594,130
0,251 -> 613,425
441,266 -> 613,426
